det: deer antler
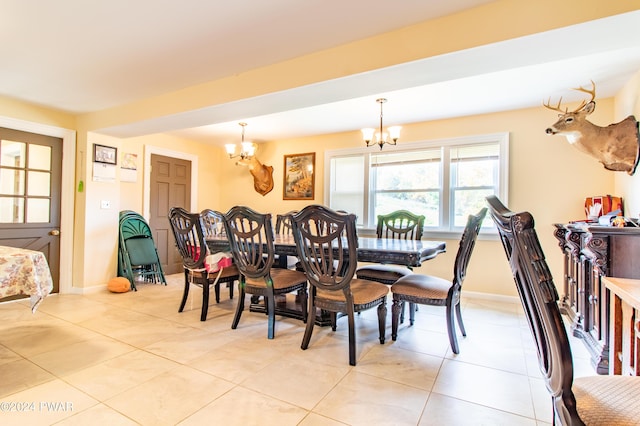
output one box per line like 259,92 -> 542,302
544,80 -> 596,114
543,96 -> 567,113
571,80 -> 596,111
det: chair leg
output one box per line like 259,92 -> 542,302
266,290 -> 276,339
201,283 -> 210,321
455,302 -> 466,336
228,282 -> 234,299
231,285 -> 245,329
347,308 -> 356,366
409,302 -> 416,325
391,297 -> 402,341
214,282 -> 221,303
298,288 -> 308,323
446,301 -> 460,354
301,294 -> 316,350
377,300 -> 387,344
179,270 -> 190,313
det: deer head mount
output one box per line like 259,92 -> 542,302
544,81 -> 640,175
236,156 -> 274,196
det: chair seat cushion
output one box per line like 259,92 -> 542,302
245,268 -> 307,290
317,278 -> 388,305
391,274 -> 451,300
573,375 -> 640,425
357,264 -> 413,284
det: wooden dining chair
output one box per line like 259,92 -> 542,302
356,209 -> 425,285
486,195 -> 640,425
390,207 -> 486,354
200,208 -> 236,300
167,207 -> 240,321
223,206 -> 308,339
273,210 -> 299,269
290,205 -> 388,365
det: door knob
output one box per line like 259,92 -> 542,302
49,229 -> 60,236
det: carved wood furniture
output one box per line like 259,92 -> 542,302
390,208 -> 486,354
168,207 -> 239,321
488,195 -> 640,425
290,205 -> 388,366
602,277 -> 640,376
553,223 -> 640,374
223,206 -> 308,339
357,209 -> 425,285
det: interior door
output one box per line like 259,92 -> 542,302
149,154 -> 191,275
0,127 -> 62,299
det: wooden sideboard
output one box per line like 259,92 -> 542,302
553,224 -> 640,374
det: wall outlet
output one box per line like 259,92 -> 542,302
100,200 -> 111,209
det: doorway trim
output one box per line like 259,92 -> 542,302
143,145 -> 198,220
0,116 -> 76,294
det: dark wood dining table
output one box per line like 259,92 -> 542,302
206,234 -> 446,268
206,235 -> 446,325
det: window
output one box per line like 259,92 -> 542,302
325,133 -> 508,235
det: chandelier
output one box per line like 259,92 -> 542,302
361,98 -> 401,150
225,122 -> 256,160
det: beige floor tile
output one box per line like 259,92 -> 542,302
356,344 -> 443,391
314,370 -> 429,425
179,386 -> 308,426
54,403 -> 139,425
0,358 -> 55,398
0,343 -> 22,366
105,365 -> 234,425
0,323 -> 103,357
28,336 -> 135,376
241,355 -> 351,410
298,412 -> 349,426
142,327 -> 237,364
419,393 -> 538,425
432,359 -> 535,418
62,349 -> 181,400
0,379 -> 98,426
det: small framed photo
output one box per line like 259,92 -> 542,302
283,152 -> 315,200
93,144 -> 117,165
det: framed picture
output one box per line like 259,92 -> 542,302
283,152 -> 315,200
93,144 -> 117,165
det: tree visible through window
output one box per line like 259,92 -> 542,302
326,133 -> 508,233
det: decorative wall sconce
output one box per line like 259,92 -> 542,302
361,98 -> 401,150
225,122 -> 256,160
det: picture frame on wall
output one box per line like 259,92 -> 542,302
93,144 -> 117,165
283,152 -> 315,200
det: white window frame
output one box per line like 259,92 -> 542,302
324,132 -> 509,239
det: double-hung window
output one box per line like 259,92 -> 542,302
325,132 -> 508,235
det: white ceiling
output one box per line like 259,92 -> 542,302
2,1 -> 639,145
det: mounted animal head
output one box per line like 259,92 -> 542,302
236,156 -> 274,196
544,81 -> 640,175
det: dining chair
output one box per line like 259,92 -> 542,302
486,195 -> 640,425
223,205 -> 308,339
356,209 -> 425,285
390,207 -> 486,354
200,208 -> 236,300
273,210 -> 299,269
168,207 -> 240,321
290,205 -> 388,366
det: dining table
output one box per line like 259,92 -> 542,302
206,234 -> 446,325
207,234 -> 446,268
0,245 -> 54,312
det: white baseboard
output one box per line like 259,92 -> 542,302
463,290 -> 520,304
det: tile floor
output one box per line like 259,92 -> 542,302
0,274 -> 595,425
